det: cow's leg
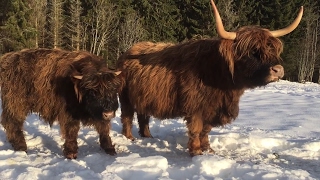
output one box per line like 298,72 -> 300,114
121,114 -> 135,140
95,120 -> 116,155
200,123 -> 214,153
119,88 -> 135,140
137,114 -> 152,138
186,115 -> 203,156
61,120 -> 80,159
1,108 -> 27,151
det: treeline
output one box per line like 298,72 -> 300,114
0,0 -> 319,82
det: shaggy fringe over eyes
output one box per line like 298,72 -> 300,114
80,73 -> 122,95
234,26 -> 283,63
219,26 -> 284,78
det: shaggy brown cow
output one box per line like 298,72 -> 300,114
0,48 -> 123,159
116,0 -> 304,156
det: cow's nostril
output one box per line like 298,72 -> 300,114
271,65 -> 284,78
272,67 -> 279,73
272,66 -> 281,73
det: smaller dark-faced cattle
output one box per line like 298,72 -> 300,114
0,48 -> 123,159
116,0 -> 304,156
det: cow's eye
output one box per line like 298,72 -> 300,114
87,90 -> 97,97
252,50 -> 260,59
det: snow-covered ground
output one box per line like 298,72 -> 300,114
0,80 -> 319,180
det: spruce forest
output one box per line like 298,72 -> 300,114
0,0 -> 319,82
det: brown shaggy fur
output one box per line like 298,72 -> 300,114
0,48 -> 123,159
117,26 -> 285,156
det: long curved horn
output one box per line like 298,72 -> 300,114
210,0 -> 236,40
270,6 -> 304,37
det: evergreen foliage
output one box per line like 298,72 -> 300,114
0,0 -> 34,52
175,0 -> 214,41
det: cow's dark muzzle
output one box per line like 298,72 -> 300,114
102,111 -> 115,120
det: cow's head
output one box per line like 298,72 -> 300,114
72,70 -> 122,120
211,0 -> 303,87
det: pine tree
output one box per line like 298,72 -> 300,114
63,0 -> 83,51
28,0 -> 46,48
233,0 -> 252,27
175,0 -> 213,41
276,0 -> 305,81
44,0 -> 64,48
0,0 -> 34,53
0,0 -> 10,26
131,0 -> 180,42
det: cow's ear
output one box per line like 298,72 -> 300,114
71,76 -> 83,103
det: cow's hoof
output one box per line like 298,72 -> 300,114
139,134 -> 153,138
63,149 -> 78,159
65,152 -> 78,159
104,148 -> 117,156
139,130 -> 153,138
123,133 -> 135,141
12,144 -> 27,152
202,147 -> 215,154
189,149 -> 203,157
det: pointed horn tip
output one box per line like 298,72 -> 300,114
210,0 -> 217,9
299,6 -> 304,14
269,6 -> 304,37
296,6 -> 304,21
210,0 -> 236,40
